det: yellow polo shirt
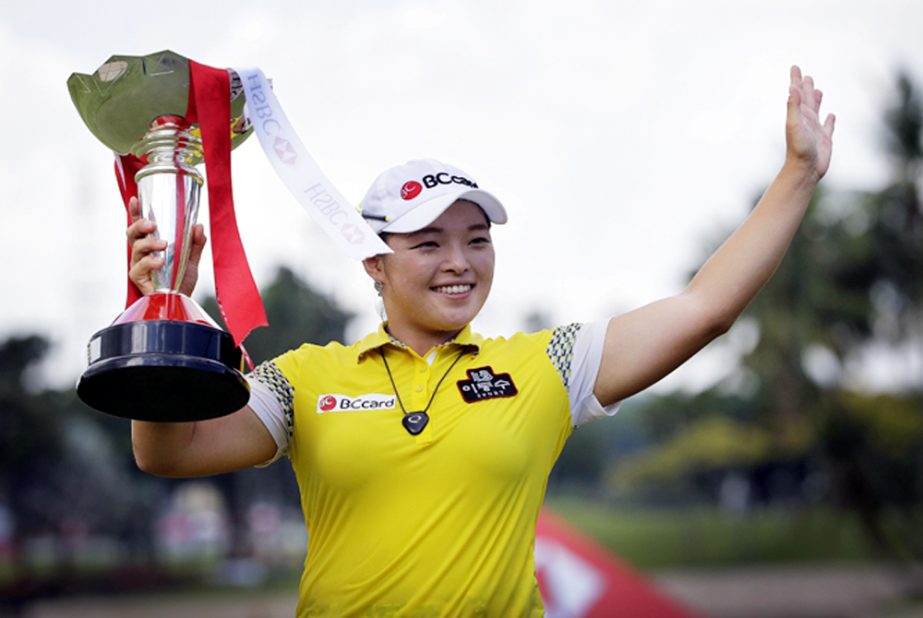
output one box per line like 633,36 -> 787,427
250,323 -> 609,617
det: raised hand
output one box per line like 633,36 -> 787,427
786,65 -> 836,180
127,196 -> 206,296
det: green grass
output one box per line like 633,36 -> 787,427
545,498 -> 875,570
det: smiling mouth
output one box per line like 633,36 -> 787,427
431,284 -> 473,295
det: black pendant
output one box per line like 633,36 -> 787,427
402,412 -> 429,435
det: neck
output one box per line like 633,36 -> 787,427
384,322 -> 463,357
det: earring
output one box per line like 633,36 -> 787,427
374,281 -> 384,296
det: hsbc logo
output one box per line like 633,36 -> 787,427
340,223 -> 365,244
272,135 -> 298,165
273,136 -> 297,165
316,393 -> 396,413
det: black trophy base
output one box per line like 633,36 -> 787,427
77,320 -> 249,422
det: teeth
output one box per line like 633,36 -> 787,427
433,285 -> 472,295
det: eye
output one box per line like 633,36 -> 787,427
470,236 -> 491,246
410,240 -> 439,250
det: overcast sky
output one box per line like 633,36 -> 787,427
2,0 -> 922,390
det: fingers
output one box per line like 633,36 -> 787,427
128,234 -> 166,295
788,65 -> 804,110
127,217 -> 157,246
129,258 -> 161,295
789,66 -> 832,134
127,196 -> 156,247
130,236 -> 167,264
823,113 -> 836,137
790,65 -> 823,113
128,196 -> 142,222
788,84 -> 802,109
126,199 -> 165,296
802,75 -> 816,109
125,200 -> 209,297
187,223 -> 207,266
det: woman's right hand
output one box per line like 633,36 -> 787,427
127,196 -> 206,296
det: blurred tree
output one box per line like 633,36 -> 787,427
0,335 -> 154,605
866,72 -> 923,340
203,265 -> 353,365
0,335 -> 64,540
812,71 -> 923,565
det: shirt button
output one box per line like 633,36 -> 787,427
415,385 -> 424,393
419,365 -> 427,373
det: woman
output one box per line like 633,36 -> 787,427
128,66 -> 834,616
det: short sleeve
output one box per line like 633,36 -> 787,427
247,360 -> 295,465
546,321 -> 620,427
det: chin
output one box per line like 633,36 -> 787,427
430,312 -> 476,333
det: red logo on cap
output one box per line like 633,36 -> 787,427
319,395 -> 337,412
401,181 -> 423,200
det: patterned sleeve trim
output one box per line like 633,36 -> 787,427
252,360 -> 295,439
545,322 -> 583,389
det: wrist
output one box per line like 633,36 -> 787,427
780,156 -> 821,188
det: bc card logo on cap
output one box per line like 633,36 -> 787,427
400,173 -> 478,201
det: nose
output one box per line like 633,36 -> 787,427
441,242 -> 470,274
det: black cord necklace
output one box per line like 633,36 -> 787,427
379,347 -> 467,436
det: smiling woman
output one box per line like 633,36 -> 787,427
125,67 -> 835,617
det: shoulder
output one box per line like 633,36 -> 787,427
475,325 -> 583,368
478,324 -> 583,353
274,338 -> 354,362
259,338 -> 359,383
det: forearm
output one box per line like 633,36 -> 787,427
130,406 -> 277,477
685,159 -> 819,330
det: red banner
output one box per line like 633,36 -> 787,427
535,510 -> 699,618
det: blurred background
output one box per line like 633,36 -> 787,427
2,1 -> 923,616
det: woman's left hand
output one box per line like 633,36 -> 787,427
786,65 -> 836,180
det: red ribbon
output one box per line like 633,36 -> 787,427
113,59 -> 267,348
115,154 -> 144,308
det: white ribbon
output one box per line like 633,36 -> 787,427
235,67 -> 391,259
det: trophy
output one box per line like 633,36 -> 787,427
69,50 -> 263,422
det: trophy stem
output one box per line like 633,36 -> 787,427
132,115 -> 204,293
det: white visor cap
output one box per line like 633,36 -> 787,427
360,159 -> 508,234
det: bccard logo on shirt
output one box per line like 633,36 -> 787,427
401,181 -> 423,200
316,393 -> 397,413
